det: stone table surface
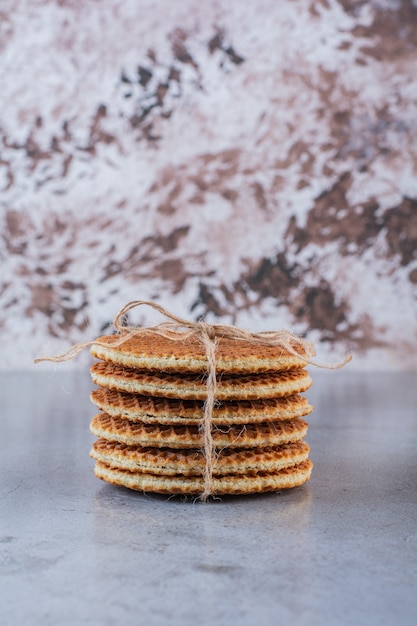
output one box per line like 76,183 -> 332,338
1,370 -> 416,626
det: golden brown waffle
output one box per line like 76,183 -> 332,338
90,413 -> 309,448
93,459 -> 313,495
90,439 -> 310,476
88,315 -> 316,497
90,333 -> 312,373
90,388 -> 313,425
90,362 -> 312,401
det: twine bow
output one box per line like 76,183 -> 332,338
35,299 -> 351,500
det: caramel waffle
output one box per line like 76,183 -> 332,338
88,304 -> 315,497
90,413 -> 309,448
90,333 -> 312,373
90,362 -> 312,401
90,388 -> 313,425
93,459 -> 313,495
90,439 -> 310,476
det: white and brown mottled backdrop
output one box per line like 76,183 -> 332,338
1,0 -> 416,370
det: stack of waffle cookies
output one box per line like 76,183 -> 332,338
89,333 -> 314,497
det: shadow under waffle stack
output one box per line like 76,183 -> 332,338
89,333 -> 314,496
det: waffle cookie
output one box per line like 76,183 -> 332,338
90,439 -> 310,476
90,362 -> 312,401
89,317 -> 315,498
90,388 -> 313,425
90,333 -> 313,373
90,413 -> 309,448
94,459 -> 314,495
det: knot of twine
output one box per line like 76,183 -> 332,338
35,299 -> 351,500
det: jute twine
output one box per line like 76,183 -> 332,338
35,299 -> 352,500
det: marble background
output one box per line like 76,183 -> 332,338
1,0 -> 417,370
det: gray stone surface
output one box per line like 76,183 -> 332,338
1,370 -> 416,625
